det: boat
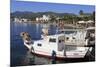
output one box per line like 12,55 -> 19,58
20,27 -> 95,60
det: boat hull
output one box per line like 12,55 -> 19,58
30,51 -> 90,61
24,43 -> 89,60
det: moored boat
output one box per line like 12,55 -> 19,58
20,27 -> 95,60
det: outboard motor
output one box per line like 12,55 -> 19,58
51,50 -> 56,64
20,32 -> 33,45
20,32 -> 34,52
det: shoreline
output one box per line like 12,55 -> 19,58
11,21 -> 94,29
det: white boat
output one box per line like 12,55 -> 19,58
21,27 -> 95,59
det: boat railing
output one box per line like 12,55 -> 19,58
58,29 -> 86,32
64,39 -> 86,46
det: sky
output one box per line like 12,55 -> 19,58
11,0 -> 95,14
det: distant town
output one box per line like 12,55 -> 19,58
11,10 -> 95,28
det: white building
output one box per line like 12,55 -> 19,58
78,20 -> 94,24
21,18 -> 28,22
77,20 -> 94,27
14,18 -> 28,23
36,15 -> 50,22
14,18 -> 20,22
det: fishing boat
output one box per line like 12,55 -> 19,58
20,27 -> 95,59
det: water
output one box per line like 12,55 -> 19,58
10,22 -> 61,66
10,22 -> 95,66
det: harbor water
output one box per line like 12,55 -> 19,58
10,22 -> 95,66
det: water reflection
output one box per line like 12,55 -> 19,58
22,50 -> 52,65
22,51 -> 35,65
23,23 -> 28,27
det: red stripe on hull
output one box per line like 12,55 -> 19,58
30,51 -> 85,60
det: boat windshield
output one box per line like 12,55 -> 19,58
87,29 -> 95,33
64,31 -> 77,34
49,38 -> 56,43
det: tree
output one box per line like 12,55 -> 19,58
79,10 -> 84,15
93,11 -> 95,22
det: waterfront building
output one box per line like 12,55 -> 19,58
77,20 -> 94,27
21,18 -> 28,22
14,18 -> 28,23
36,15 -> 50,22
14,18 -> 20,22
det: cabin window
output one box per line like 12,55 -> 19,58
88,30 -> 95,33
72,37 -> 75,39
37,43 -> 42,46
59,40 -> 64,43
66,37 -> 69,40
49,38 -> 56,42
59,40 -> 61,43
